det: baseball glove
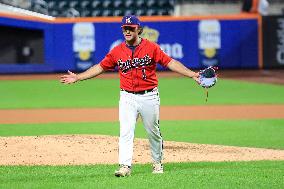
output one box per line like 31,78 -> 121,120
199,66 -> 218,88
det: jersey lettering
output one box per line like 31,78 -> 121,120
118,54 -> 152,73
100,39 -> 172,91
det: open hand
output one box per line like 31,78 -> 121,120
60,70 -> 79,84
192,73 -> 200,84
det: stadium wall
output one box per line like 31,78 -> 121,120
0,13 -> 260,73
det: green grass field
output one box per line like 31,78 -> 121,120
0,78 -> 283,109
1,77 -> 284,188
1,161 -> 283,189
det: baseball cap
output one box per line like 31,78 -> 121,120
121,15 -> 140,27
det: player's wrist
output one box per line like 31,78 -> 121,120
188,72 -> 199,78
76,74 -> 82,82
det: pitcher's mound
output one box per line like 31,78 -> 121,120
1,135 -> 284,165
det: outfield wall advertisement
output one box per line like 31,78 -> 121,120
262,15 -> 284,68
0,16 -> 259,73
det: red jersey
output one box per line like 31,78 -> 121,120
100,39 -> 172,92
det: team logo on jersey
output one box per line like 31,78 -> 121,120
118,55 -> 152,73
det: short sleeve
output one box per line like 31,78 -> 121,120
100,52 -> 116,71
153,43 -> 172,67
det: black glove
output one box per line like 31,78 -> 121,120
199,66 -> 218,88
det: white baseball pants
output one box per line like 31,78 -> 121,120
118,88 -> 163,167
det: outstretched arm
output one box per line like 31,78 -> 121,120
60,64 -> 104,84
167,59 -> 199,83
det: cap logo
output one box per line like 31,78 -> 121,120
122,15 -> 140,26
126,17 -> 131,24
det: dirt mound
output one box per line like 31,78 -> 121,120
1,135 -> 283,166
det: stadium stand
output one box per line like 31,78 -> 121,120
0,0 -> 175,17
0,0 -> 283,17
175,0 -> 284,16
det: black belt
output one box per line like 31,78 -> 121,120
121,88 -> 155,95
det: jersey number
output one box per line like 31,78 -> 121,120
142,68 -> 147,80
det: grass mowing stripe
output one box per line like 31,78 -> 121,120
0,122 -> 120,137
1,119 -> 283,149
0,79 -> 120,109
1,78 -> 284,109
161,119 -> 284,149
0,161 -> 283,189
159,78 -> 284,105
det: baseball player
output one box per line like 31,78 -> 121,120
61,15 -> 199,177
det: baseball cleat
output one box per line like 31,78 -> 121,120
114,165 -> 131,177
152,163 -> 164,174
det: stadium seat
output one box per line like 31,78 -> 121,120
58,1 -> 68,9
135,9 -> 146,16
92,9 -> 102,17
64,7 -> 80,17
49,9 -> 60,17
124,9 -> 134,16
157,0 -> 168,7
113,9 -> 124,16
69,1 -> 79,9
124,0 -> 134,8
102,0 -> 112,9
169,0 -> 175,6
157,9 -> 169,15
102,9 -> 112,17
80,10 -> 91,17
92,0 -> 102,9
47,1 -> 56,10
80,0 -> 90,9
146,8 -> 157,16
32,0 -> 49,15
113,0 -> 123,8
135,0 -> 146,8
146,0 -> 157,7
